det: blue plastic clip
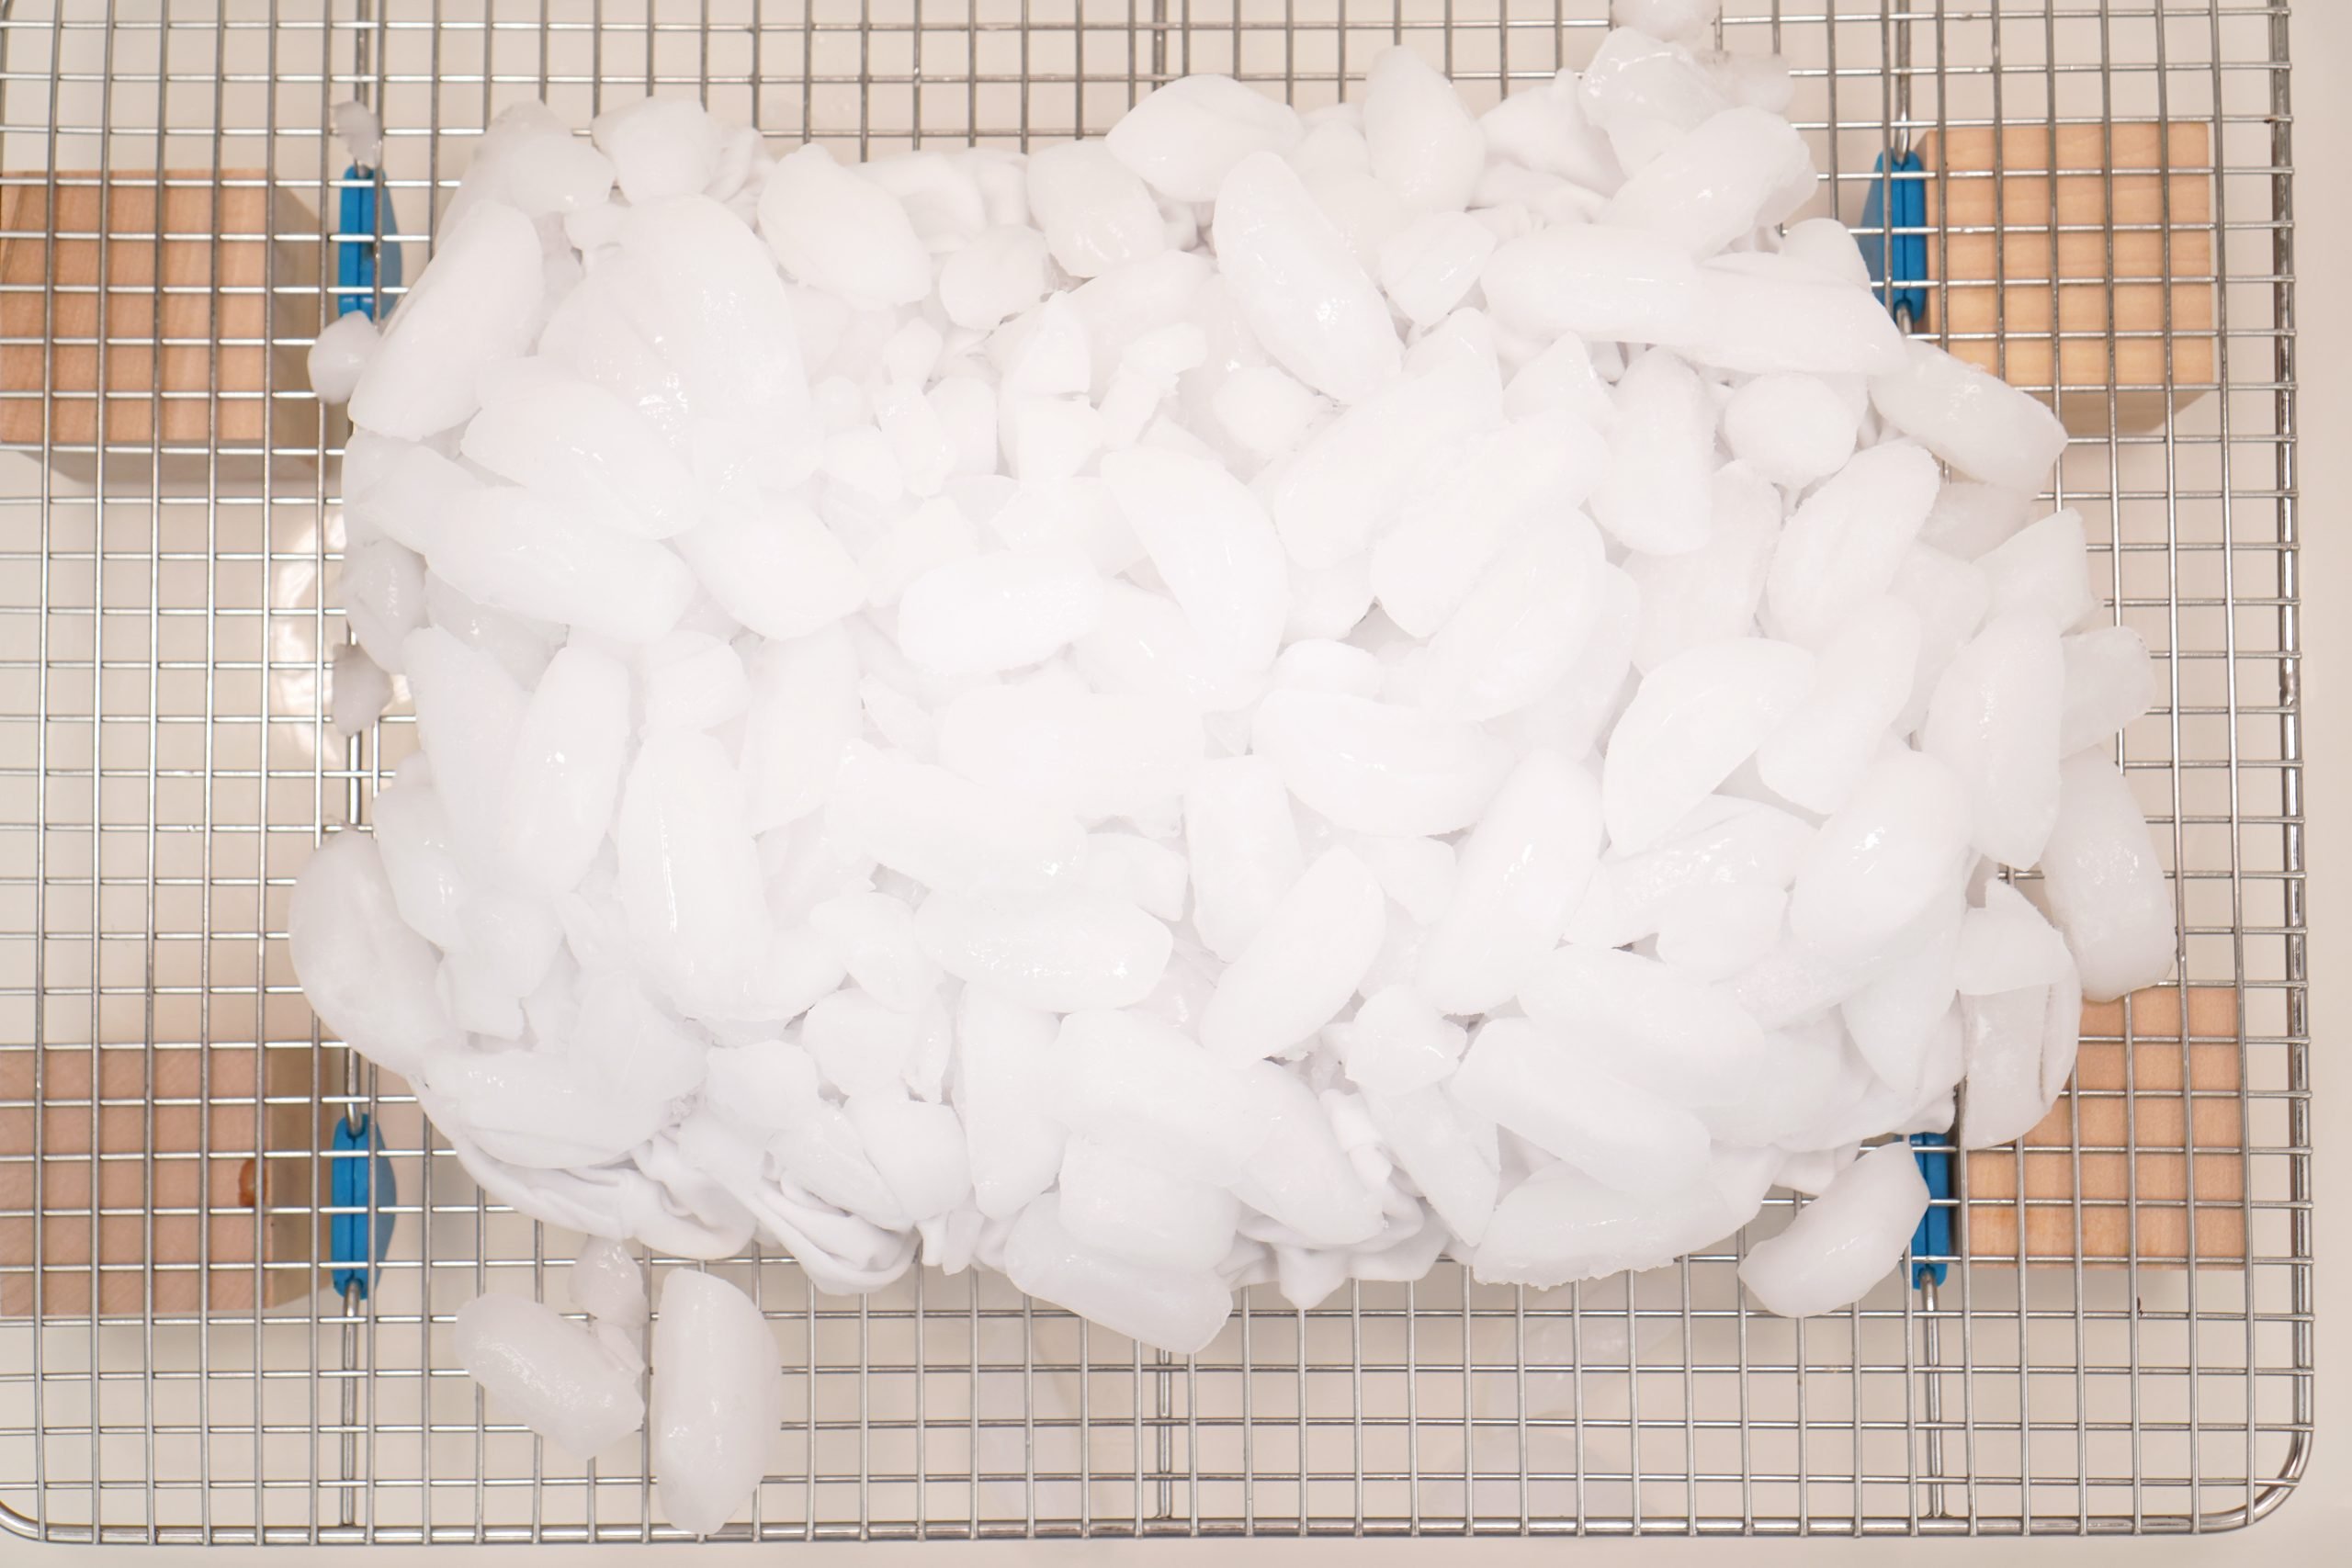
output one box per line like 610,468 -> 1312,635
1860,148 -> 1928,326
334,164 -> 402,320
1908,1132 -> 1953,1289
330,1113 -> 397,1300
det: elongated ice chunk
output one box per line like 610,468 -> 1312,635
1626,463 -> 1780,672
608,194 -> 809,428
1516,945 -> 1775,1118
1602,106 -> 1813,256
1765,439 -> 1941,649
937,679 -> 1204,824
828,747 -> 1084,900
1450,1018 -> 1713,1197
618,732 -> 775,1013
402,627 -> 526,867
1869,338 -> 2070,492
1723,373 -> 1859,488
497,646 -> 629,900
1419,751 -> 1603,1014
759,143 -> 932,306
571,1238 -> 648,1326
677,495 -> 866,642
1211,151 -> 1401,403
593,97 -> 725,204
1058,1136 -> 1238,1270
917,892 -> 1170,1012
1956,974 -> 2075,1147
1755,597 -> 1920,815
1105,74 -> 1303,202
349,201 -> 544,439
288,832 -> 459,1077
1476,1149 -> 1772,1288
460,358 -> 697,540
1193,840 -> 1384,1055
939,226 -> 1053,332
1416,518 -> 1608,719
2039,751 -> 2177,1000
1185,757 -> 1307,961
1102,446 -> 1287,677
1922,614 -> 2065,867
1363,1084 -> 1500,1245
429,485 -> 694,644
1026,140 -> 1165,277
1363,48 -> 1485,214
1004,1196 -> 1233,1354
1253,689 -> 1515,837
1377,210 -> 1498,327
1480,224 -> 1702,345
896,551 -> 1104,676
454,1292 -> 644,1461
1737,1141 -> 1929,1317
1046,1010 -> 1274,1180
1788,750 -> 1973,964
1954,879 -> 2074,997
1589,347 -> 1715,555
2059,624 -> 2155,757
953,987 -> 1067,1218
1668,255 -> 1908,378
650,1271 -> 783,1536
738,626 -> 861,832
1978,507 -> 2095,631
1600,637 -> 1815,854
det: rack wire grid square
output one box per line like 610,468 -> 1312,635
0,0 -> 2308,1547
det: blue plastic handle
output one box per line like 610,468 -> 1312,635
1860,148 -> 1929,326
334,164 -> 402,321
1908,1132 -> 1953,1289
330,1113 -> 397,1299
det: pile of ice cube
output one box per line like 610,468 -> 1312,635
293,2 -> 2177,1529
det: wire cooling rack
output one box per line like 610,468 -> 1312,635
0,0 -> 2308,1546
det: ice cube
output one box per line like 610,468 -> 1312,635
758,143 -> 932,306
1377,211 -> 1498,327
1185,757 -> 1308,962
454,1292 -> 643,1461
1764,439 -> 1941,649
2038,751 -> 2177,1000
1920,480 -> 2032,561
1339,984 -> 1466,1096
1026,140 -> 1168,277
328,644 -> 391,739
429,486 -> 695,645
1736,1140 -> 1929,1316
1253,688 -> 1515,837
1755,596 -> 1921,815
808,892 -> 940,1014
1418,751 -> 1603,1014
1515,944 -> 1778,1133
1057,1136 -> 1238,1270
1978,507 -> 2096,631
1722,372 -> 1860,488
571,1237 -> 648,1327
348,201 -> 545,440
952,987 -> 1067,1218
1450,1017 -> 1713,1197
1476,1149 -> 1772,1289
1787,750 -> 1973,964
845,1096 -> 971,1220
1611,0 -> 1724,43
498,645 -> 630,899
1002,1196 -> 1233,1355
895,551 -> 1104,677
826,746 -> 1086,901
1045,1009 -> 1274,1180
1202,847 -> 1386,1061
1211,151 -> 1402,403
1625,462 -> 1780,673
1589,347 -> 1716,554
1669,254 -> 1908,378
916,891 -> 1171,1012
1228,1061 -> 1385,1245
1104,74 -> 1304,203
617,731 -> 775,1013
1869,338 -> 2070,492
2058,624 -> 2155,757
1922,614 -> 2065,866
1363,48 -> 1486,214
592,98 -> 726,205
1102,446 -> 1288,678
288,832 -> 459,1077
308,310 -> 378,405
650,1271 -> 783,1535
939,225 -> 1053,332
1602,106 -> 1814,257
1600,637 -> 1815,854
936,678 -> 1204,825
738,626 -> 861,832
1363,1084 -> 1500,1245
1480,224 -> 1702,345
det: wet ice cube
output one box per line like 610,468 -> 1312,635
1211,151 -> 1402,403
1104,73 -> 1304,203
758,144 -> 932,306
454,1292 -> 644,1461
1600,637 -> 1815,854
2038,751 -> 2177,1001
1736,1141 -> 1928,1317
650,1270 -> 783,1536
1869,338 -> 2070,492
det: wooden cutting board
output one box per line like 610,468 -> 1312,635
1966,985 -> 2246,1267
1917,122 -> 2216,434
0,171 -> 312,452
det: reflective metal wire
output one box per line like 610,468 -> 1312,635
0,0 -> 2308,1544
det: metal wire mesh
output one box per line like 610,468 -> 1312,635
0,0 -> 2307,1545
